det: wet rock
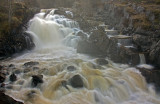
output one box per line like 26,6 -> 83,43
149,40 -> 160,68
14,69 -> 22,74
136,66 -> 160,91
24,61 -> 39,68
54,8 -> 73,19
9,64 -> 15,68
5,85 -> 13,89
54,9 -> 66,16
17,80 -> 25,85
77,40 -> 101,55
133,34 -> 152,51
77,27 -> 108,56
61,80 -> 69,90
0,91 -> 24,104
0,83 -> 5,88
23,68 -> 31,73
70,75 -> 84,88
0,66 -> 9,83
67,66 -> 76,71
115,45 -> 140,65
27,90 -> 36,99
32,75 -> 43,87
76,31 -> 88,40
0,73 -> 5,83
33,67 -> 40,70
9,73 -> 17,82
96,58 -> 108,65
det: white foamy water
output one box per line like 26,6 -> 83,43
1,9 -> 160,104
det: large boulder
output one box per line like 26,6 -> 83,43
136,65 -> 160,91
77,27 -> 109,56
32,75 -> 43,87
77,40 -> 101,55
9,73 -> 17,82
69,75 -> 84,88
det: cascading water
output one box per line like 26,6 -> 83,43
1,9 -> 160,104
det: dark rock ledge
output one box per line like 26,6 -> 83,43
0,91 -> 24,104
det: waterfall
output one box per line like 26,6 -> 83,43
28,9 -> 80,49
139,54 -> 146,64
1,9 -> 160,104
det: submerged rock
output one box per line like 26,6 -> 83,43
9,64 -> 15,68
33,67 -> 40,70
27,90 -> 37,99
69,75 -> 84,88
32,75 -> 43,87
24,61 -> 39,68
14,69 -> 22,74
9,73 -> 17,82
23,68 -> 31,73
67,66 -> 77,71
96,58 -> 108,65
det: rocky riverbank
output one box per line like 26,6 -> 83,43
71,0 -> 160,68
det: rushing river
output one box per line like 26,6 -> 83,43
1,9 -> 160,104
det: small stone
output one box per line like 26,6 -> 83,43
70,75 -> 84,88
67,66 -> 76,71
9,73 -> 17,82
32,75 -> 43,87
9,64 -> 15,68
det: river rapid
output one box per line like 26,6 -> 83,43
1,9 -> 160,104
